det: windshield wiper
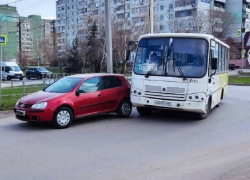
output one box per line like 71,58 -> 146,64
145,64 -> 158,78
173,59 -> 187,80
171,48 -> 187,80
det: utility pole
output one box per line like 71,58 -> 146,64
18,17 -> 22,60
149,0 -> 154,34
123,1 -> 126,60
105,0 -> 113,73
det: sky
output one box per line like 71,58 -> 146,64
1,0 -> 56,19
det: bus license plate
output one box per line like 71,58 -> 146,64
154,100 -> 171,107
16,110 -> 25,116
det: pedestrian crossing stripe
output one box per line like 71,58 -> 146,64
0,35 -> 7,45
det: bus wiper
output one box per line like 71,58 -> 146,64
145,64 -> 158,78
171,48 -> 186,80
173,59 -> 187,80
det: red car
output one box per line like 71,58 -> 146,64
14,73 -> 132,129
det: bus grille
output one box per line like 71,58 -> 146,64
144,85 -> 186,101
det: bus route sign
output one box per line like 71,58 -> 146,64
0,35 -> 7,46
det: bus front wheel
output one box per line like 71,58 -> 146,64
198,99 -> 211,120
137,107 -> 152,116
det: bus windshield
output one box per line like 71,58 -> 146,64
133,37 -> 209,78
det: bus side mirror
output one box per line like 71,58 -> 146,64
126,50 -> 131,61
211,58 -> 217,70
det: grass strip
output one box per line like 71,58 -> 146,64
228,76 -> 250,84
0,84 -> 44,111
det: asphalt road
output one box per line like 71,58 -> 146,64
0,85 -> 250,180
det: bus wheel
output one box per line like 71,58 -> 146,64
137,107 -> 152,116
216,91 -> 224,108
198,99 -> 211,120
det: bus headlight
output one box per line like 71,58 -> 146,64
131,88 -> 143,96
187,93 -> 206,102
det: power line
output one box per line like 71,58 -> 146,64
5,0 -> 22,5
19,0 -> 49,12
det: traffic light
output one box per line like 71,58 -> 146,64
237,30 -> 241,37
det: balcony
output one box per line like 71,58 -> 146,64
214,6 -> 226,12
214,0 -> 226,3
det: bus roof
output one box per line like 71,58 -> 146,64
139,33 -> 230,49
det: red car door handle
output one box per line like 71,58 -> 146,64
98,94 -> 102,97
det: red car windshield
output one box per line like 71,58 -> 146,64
44,77 -> 84,93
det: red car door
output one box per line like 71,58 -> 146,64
100,76 -> 124,112
74,77 -> 104,118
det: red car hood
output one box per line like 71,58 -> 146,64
19,91 -> 65,104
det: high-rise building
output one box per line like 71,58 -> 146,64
56,0 -> 173,57
0,5 -> 19,61
19,15 -> 56,65
55,0 -> 250,59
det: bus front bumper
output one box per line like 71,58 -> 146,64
131,95 -> 206,113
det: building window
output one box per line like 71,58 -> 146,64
160,15 -> 164,20
160,5 -> 164,11
169,4 -> 173,9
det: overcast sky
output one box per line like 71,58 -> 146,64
1,0 -> 56,19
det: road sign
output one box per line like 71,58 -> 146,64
241,49 -> 246,58
37,57 -> 40,61
236,30 -> 241,37
0,35 -> 7,46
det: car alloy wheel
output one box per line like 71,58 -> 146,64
53,107 -> 73,129
117,99 -> 132,118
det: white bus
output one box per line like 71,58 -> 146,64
128,33 -> 229,119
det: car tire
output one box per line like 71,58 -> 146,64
53,107 -> 73,129
37,74 -> 42,79
7,76 -> 11,81
20,77 -> 23,80
137,107 -> 152,116
117,99 -> 132,118
26,74 -> 30,79
198,98 -> 211,120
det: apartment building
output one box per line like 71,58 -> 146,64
56,0 -> 105,57
19,16 -> 34,60
56,0 -> 174,57
0,5 -> 19,61
19,15 -> 56,65
226,0 -> 250,43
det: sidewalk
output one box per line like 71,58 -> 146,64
0,110 -> 14,120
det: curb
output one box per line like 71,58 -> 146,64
228,83 -> 250,86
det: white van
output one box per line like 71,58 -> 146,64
0,62 -> 24,80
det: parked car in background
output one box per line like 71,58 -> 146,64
14,73 -> 132,129
26,67 -> 53,79
0,71 -> 10,81
229,64 -> 240,70
0,61 -> 24,80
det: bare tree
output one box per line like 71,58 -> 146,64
39,39 -> 57,66
112,11 -> 151,74
207,9 -> 237,39
191,10 -> 209,33
17,52 -> 28,68
225,37 -> 241,59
